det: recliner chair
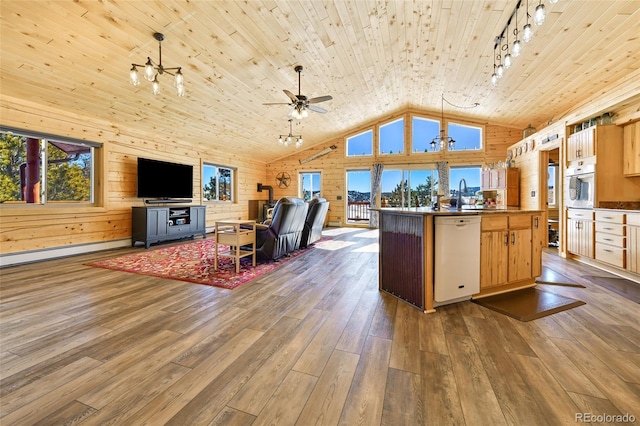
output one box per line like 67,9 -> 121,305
253,197 -> 308,261
300,197 -> 329,248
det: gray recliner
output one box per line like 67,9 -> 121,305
300,197 -> 329,248
253,197 -> 308,261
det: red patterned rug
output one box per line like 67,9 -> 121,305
86,238 -> 310,289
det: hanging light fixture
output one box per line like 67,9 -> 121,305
430,94 -> 455,151
534,0 -> 547,25
522,0 -> 534,42
512,6 -> 522,57
503,29 -> 512,69
129,33 -> 184,97
278,119 -> 303,148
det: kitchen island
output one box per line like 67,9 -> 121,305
376,207 -> 546,312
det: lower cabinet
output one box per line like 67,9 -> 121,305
132,206 -> 206,248
480,213 -> 538,290
627,213 -> 640,274
567,208 -> 594,258
594,210 -> 626,269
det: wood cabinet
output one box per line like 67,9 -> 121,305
627,213 -> 640,274
594,210 -> 626,269
567,208 -> 594,258
480,213 -> 540,290
567,127 -> 595,161
481,168 -> 520,207
623,121 -> 640,176
132,206 -> 206,248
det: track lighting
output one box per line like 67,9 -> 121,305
129,33 -> 184,97
534,2 -> 546,25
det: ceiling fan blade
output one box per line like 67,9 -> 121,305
307,104 -> 328,114
308,95 -> 333,104
263,102 -> 292,106
283,89 -> 298,102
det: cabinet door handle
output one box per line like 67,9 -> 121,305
511,232 -> 516,245
603,216 -> 613,219
603,227 -> 613,231
603,249 -> 612,253
504,232 -> 509,246
535,217 -> 539,228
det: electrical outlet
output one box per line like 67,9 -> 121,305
531,190 -> 535,197
337,195 -> 342,200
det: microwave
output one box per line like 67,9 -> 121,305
565,165 -> 595,208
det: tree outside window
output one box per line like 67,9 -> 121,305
0,130 -> 94,204
203,163 -> 234,201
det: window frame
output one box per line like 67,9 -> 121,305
202,162 -> 236,202
447,121 -> 484,152
378,117 -> 405,155
0,126 -> 101,207
299,171 -> 322,201
346,129 -> 373,157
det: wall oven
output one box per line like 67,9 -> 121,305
565,165 -> 595,208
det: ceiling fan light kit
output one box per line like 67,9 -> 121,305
491,0 -> 553,87
129,32 -> 184,97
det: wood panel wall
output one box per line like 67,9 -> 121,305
267,107 -> 522,225
0,96 -> 269,258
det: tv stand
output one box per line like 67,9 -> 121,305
132,206 -> 206,248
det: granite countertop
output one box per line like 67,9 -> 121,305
597,201 -> 640,212
375,207 -> 543,216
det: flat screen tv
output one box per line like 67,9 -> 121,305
137,157 -> 193,199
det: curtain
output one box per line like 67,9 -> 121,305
369,163 -> 384,228
437,161 -> 449,197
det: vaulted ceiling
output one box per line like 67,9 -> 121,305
1,1 -> 639,163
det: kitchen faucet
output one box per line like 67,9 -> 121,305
457,178 -> 467,211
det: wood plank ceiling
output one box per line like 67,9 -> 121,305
1,1 -> 640,163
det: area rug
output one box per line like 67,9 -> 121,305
472,287 -> 585,322
535,266 -> 586,288
86,239 -> 309,290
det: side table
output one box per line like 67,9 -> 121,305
214,220 -> 256,273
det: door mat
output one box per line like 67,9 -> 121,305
581,275 -> 640,303
535,266 -> 585,288
472,287 -> 585,322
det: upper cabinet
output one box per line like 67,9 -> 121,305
623,121 -> 640,176
567,127 -> 595,162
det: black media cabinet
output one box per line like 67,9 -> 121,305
132,206 -> 206,248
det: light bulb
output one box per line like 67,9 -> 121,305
152,76 -> 160,95
174,69 -> 183,87
549,0 -> 558,3
522,23 -> 533,42
295,137 -> 303,148
504,53 -> 512,69
176,84 -> 184,97
278,136 -> 284,145
287,135 -> 292,144
497,64 -> 504,78
301,109 -> 308,118
512,40 -> 522,57
534,3 -> 546,25
144,58 -> 155,81
491,73 -> 498,86
129,66 -> 140,86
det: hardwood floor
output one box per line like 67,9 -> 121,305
1,228 -> 639,425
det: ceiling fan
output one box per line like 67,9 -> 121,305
264,65 -> 332,119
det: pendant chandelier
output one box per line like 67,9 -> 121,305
129,33 -> 184,97
278,119 -> 303,148
430,94 -> 455,151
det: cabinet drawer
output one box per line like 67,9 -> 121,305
627,213 -> 640,227
595,222 -> 625,236
595,232 -> 625,248
508,215 -> 531,229
568,209 -> 594,220
595,243 -> 625,268
595,211 -> 625,224
168,225 -> 191,235
482,216 -> 508,231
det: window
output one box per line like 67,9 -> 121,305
300,172 -> 321,201
203,163 -> 234,201
346,130 -> 373,157
412,116 -> 440,153
346,169 -> 371,223
0,128 -> 97,204
379,118 -> 404,155
548,164 -> 558,207
449,166 -> 481,206
381,168 -> 438,207
448,122 -> 483,151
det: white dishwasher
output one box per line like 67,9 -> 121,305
434,216 -> 481,306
